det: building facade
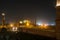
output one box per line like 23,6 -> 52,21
56,0 -> 60,39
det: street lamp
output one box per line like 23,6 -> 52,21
19,21 -> 23,24
12,27 -> 18,32
2,13 -> 5,16
26,22 -> 30,26
23,20 -> 30,23
2,13 -> 5,28
10,24 -> 14,27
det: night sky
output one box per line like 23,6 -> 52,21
0,0 -> 56,24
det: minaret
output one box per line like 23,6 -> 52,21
2,13 -> 5,28
56,0 -> 60,40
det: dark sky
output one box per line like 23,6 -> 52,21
0,0 -> 56,24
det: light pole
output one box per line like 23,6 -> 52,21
2,13 -> 5,28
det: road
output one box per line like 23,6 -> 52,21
17,27 -> 56,38
0,28 -> 56,40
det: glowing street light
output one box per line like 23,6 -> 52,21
2,13 -> 5,28
56,0 -> 60,6
50,24 -> 55,26
10,24 -> 14,27
12,27 -> 18,32
9,23 -> 15,27
23,20 -> 30,23
37,23 -> 43,26
2,13 -> 5,16
23,20 -> 31,27
23,20 -> 27,23
44,24 -> 48,27
19,21 -> 23,24
37,23 -> 41,26
43,24 -> 48,29
26,23 -> 30,26
38,24 -> 48,29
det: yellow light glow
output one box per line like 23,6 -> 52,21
40,26 -> 48,29
12,27 -> 18,31
56,0 -> 60,6
39,24 -> 48,29
43,26 -> 48,29
26,23 -> 30,26
19,21 -> 23,24
2,13 -> 5,16
44,24 -> 48,27
10,24 -> 14,27
23,20 -> 30,23
23,20 -> 27,23
40,24 -> 44,26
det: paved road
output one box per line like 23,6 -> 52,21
18,27 -> 56,38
